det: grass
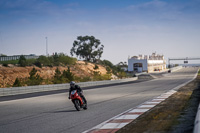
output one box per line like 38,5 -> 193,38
0,60 -> 19,64
117,75 -> 200,133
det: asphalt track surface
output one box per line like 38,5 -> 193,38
0,67 -> 198,133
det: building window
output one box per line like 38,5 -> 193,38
134,63 -> 142,67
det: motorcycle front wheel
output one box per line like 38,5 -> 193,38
74,100 -> 81,111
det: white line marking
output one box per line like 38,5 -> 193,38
116,115 -> 139,120
139,105 -> 156,108
99,123 -> 129,129
129,109 -> 149,113
145,101 -> 161,104
152,98 -> 165,101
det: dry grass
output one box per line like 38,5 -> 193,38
117,76 -> 200,133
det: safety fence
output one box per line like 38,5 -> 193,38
0,77 -> 138,97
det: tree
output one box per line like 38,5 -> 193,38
62,67 -> 74,82
18,55 -> 27,67
36,55 -> 51,67
70,36 -> 104,62
58,53 -> 77,65
93,64 -> 99,70
53,52 -> 59,66
53,67 -> 63,84
27,68 -> 43,85
13,78 -> 22,87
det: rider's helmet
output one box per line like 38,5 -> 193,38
70,81 -> 76,88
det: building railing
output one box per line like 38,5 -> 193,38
0,77 -> 138,97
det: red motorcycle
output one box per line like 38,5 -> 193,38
70,90 -> 87,111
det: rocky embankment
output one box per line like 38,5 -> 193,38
0,61 -> 108,88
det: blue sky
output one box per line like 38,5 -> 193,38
0,0 -> 200,64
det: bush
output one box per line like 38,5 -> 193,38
52,67 -> 75,84
3,63 -> 8,67
58,53 -> 77,65
26,68 -> 43,85
53,67 -> 63,84
26,59 -> 37,66
34,61 -> 42,68
18,55 -> 27,67
94,64 -> 99,70
62,67 -> 74,82
13,78 -> 22,87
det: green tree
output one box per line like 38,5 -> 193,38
62,67 -> 74,82
54,67 -> 61,79
70,36 -> 104,62
27,68 -> 43,85
13,78 -> 22,87
101,60 -> 114,68
36,55 -> 51,67
29,68 -> 37,80
18,55 -> 27,67
58,53 -> 77,65
53,52 -> 59,66
53,67 -> 63,84
106,66 -> 112,74
94,64 -> 99,70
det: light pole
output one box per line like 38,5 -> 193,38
45,37 -> 48,56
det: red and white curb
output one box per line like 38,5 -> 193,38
83,89 -> 177,133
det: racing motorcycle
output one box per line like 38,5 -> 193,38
70,90 -> 87,111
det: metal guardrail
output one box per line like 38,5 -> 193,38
193,68 -> 200,133
0,77 -> 138,97
194,103 -> 200,133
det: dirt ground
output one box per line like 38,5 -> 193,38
117,75 -> 200,133
0,61 -> 108,88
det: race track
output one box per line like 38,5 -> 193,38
0,67 -> 198,133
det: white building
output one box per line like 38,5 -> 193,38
128,53 -> 166,73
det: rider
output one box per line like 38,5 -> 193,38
68,81 -> 87,104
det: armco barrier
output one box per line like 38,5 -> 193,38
0,77 -> 138,97
194,103 -> 200,133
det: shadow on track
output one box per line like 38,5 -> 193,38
52,109 -> 77,113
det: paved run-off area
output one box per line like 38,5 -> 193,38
0,67 -> 198,133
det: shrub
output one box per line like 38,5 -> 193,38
94,64 -> 99,70
18,55 -> 27,67
13,78 -> 22,87
3,63 -> 8,67
53,67 -> 63,84
26,59 -> 37,66
26,68 -> 43,85
34,61 -> 42,68
58,53 -> 77,65
62,67 -> 74,82
37,56 -> 51,66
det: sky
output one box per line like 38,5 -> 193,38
0,0 -> 200,64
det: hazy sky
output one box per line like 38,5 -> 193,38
0,0 -> 200,64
